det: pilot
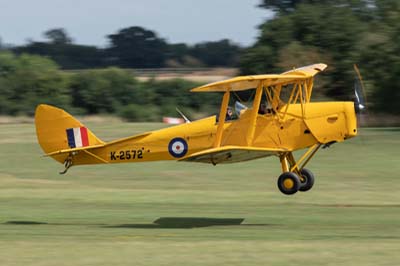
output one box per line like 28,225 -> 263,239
225,107 -> 234,121
258,103 -> 267,115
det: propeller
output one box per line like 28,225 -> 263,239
353,64 -> 367,114
353,64 -> 368,128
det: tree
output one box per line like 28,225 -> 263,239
188,39 -> 242,67
107,26 -> 168,68
13,28 -> 104,69
44,28 -> 72,44
260,0 -> 375,18
0,52 -> 70,115
69,68 -> 139,114
240,3 -> 366,98
242,0 -> 400,113
259,0 -> 304,14
166,43 -> 190,66
357,0 -> 400,113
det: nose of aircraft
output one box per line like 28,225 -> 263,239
344,102 -> 358,139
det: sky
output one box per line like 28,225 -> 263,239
0,0 -> 272,47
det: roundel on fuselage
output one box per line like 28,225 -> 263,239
168,137 -> 188,158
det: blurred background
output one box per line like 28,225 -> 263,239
0,0 -> 399,124
1,2 -> 400,265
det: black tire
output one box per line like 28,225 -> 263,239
277,172 -> 301,195
299,168 -> 315,192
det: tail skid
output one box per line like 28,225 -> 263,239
59,154 -> 73,174
45,144 -> 108,174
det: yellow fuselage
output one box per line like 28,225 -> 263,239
69,101 -> 357,165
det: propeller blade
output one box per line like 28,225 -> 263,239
353,64 -> 370,133
353,64 -> 367,114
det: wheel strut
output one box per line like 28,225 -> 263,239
277,144 -> 321,195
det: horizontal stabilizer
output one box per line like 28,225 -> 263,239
45,144 -> 105,157
45,144 -> 109,165
180,146 -> 286,165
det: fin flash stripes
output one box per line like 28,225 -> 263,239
66,127 -> 89,148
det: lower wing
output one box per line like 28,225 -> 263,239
180,146 -> 287,165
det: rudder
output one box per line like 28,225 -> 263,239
35,104 -> 104,159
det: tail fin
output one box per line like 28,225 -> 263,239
35,104 -> 104,163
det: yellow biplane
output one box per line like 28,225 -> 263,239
35,63 -> 359,195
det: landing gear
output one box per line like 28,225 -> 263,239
277,145 -> 320,195
277,172 -> 301,195
299,168 -> 315,192
276,169 -> 315,195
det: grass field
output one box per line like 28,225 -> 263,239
0,122 -> 399,266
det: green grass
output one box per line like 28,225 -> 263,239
0,122 -> 399,265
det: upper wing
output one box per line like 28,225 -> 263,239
281,63 -> 327,76
190,63 -> 327,93
180,146 -> 286,165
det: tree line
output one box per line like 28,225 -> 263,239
0,52 -> 220,121
8,27 -> 242,70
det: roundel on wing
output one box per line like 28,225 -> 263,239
168,137 -> 188,158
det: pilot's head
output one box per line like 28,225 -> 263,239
227,107 -> 233,116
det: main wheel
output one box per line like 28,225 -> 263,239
277,172 -> 301,195
299,168 -> 315,192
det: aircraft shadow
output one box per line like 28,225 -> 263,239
4,221 -> 106,226
4,217 -> 275,229
107,217 -> 246,229
4,217 -> 276,229
5,221 -> 49,225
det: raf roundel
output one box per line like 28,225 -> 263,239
168,137 -> 188,158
